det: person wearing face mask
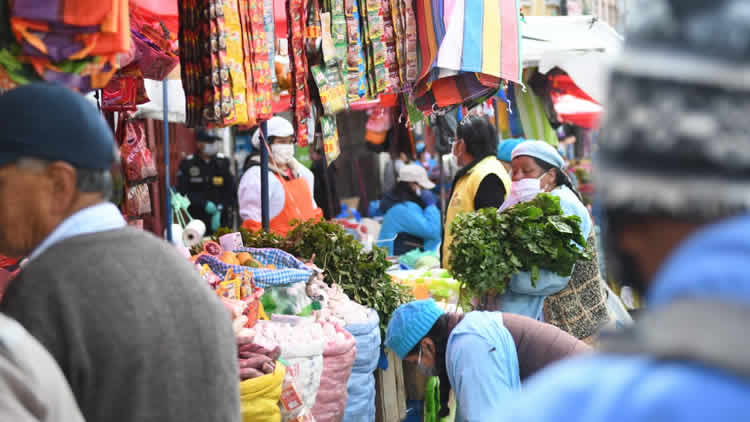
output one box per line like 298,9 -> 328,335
386,299 -> 590,422
176,130 -> 237,234
377,164 -> 441,256
442,115 -> 511,269
498,141 -> 609,342
238,116 -> 322,236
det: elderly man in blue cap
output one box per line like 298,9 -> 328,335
0,83 -> 240,422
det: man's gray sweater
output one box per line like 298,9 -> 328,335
0,228 -> 241,422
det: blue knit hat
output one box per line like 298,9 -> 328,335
497,138 -> 528,163
386,299 -> 445,359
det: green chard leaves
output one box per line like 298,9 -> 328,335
448,193 -> 591,297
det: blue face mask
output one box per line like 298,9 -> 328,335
418,344 -> 438,377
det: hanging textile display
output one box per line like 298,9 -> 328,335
0,0 -> 131,92
411,0 -> 520,112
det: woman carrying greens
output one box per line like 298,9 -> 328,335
499,141 -> 609,342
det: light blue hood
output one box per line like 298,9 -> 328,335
648,214 -> 750,308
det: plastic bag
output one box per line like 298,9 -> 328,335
124,184 -> 151,216
254,319 -> 325,415
342,310 -> 380,422
240,364 -> 286,422
102,66 -> 149,112
311,323 -> 357,422
280,367 -> 317,422
119,119 -> 157,184
102,73 -> 137,112
132,29 -> 178,80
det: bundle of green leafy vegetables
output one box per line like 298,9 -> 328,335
448,193 -> 591,297
216,220 -> 413,336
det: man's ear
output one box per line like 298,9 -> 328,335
46,161 -> 78,216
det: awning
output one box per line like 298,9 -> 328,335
549,74 -> 602,129
522,15 -> 623,103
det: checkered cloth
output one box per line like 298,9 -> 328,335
196,248 -> 313,288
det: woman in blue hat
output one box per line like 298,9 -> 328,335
386,299 -> 589,421
499,141 -> 609,342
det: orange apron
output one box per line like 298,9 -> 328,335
243,173 -> 323,236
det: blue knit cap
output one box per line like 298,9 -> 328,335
0,83 -> 116,169
497,138 -> 528,163
386,299 -> 445,359
512,140 -> 565,169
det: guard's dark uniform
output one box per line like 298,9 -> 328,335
176,153 -> 236,233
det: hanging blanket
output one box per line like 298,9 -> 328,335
414,0 -> 521,111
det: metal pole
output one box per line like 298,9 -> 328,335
163,80 -> 172,242
439,152 -> 446,228
260,120 -> 270,231
560,0 -> 568,15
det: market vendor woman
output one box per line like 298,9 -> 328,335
238,116 -> 323,236
386,299 -> 589,421
499,141 -> 609,340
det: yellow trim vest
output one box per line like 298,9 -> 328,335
442,156 -> 511,268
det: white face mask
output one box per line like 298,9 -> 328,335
201,142 -> 218,156
271,144 -> 295,164
499,172 -> 548,212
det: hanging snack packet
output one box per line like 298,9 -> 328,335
320,12 -> 337,65
320,115 -> 341,163
240,269 -> 255,300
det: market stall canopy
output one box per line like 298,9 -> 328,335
549,74 -> 602,129
522,15 -> 623,103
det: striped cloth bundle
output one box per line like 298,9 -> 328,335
413,0 -> 521,111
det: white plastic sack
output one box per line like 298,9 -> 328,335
254,319 -> 325,420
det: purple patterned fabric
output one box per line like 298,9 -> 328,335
12,1 -> 60,23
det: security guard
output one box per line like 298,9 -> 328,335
177,130 -> 236,234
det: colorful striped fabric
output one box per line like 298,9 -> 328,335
414,0 -> 521,111
436,0 -> 520,82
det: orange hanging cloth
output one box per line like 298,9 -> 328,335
63,0 -> 114,27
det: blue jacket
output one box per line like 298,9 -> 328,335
447,312 -> 521,422
499,186 -> 592,319
378,184 -> 441,255
496,215 -> 750,422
